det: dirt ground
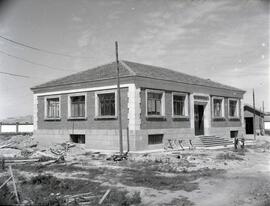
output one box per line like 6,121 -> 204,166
0,135 -> 270,206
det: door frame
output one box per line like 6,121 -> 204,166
192,93 -> 210,137
194,104 -> 205,136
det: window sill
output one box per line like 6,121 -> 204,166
172,116 -> 189,121
148,143 -> 163,145
146,116 -> 166,121
229,117 -> 240,121
44,118 -> 61,121
68,117 -> 87,120
212,117 -> 226,121
94,116 -> 117,120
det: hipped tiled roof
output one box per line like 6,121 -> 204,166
32,60 -> 245,92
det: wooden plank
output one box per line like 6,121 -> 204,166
98,189 -> 111,205
0,176 -> 12,190
65,192 -> 94,198
5,158 -> 39,163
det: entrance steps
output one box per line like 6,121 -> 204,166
198,135 -> 233,147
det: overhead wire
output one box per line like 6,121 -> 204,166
0,34 -> 92,59
0,49 -> 78,72
0,71 -> 29,78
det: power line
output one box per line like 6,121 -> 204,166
0,34 -> 92,59
0,71 -> 29,78
0,49 -> 77,72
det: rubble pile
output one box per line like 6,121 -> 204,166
0,135 -> 37,158
0,135 -> 78,165
0,135 -> 37,150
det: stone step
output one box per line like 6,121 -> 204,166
198,136 -> 233,147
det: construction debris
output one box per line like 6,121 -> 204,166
106,152 -> 128,161
49,142 -> 75,156
64,191 -> 96,205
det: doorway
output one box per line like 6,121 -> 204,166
194,104 -> 204,136
245,117 -> 254,134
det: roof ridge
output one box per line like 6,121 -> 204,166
119,60 -> 136,75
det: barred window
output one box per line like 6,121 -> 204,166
70,95 -> 85,117
98,93 -> 115,116
46,98 -> 60,118
147,92 -> 163,115
173,95 -> 186,116
148,134 -> 163,145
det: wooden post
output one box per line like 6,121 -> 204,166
15,122 -> 19,133
9,165 -> 20,204
262,101 -> 265,135
115,41 -> 123,155
253,89 -> 256,140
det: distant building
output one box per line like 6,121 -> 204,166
264,113 -> 270,135
244,104 -> 264,135
31,61 -> 245,151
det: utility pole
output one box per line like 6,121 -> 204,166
253,89 -> 256,140
262,101 -> 265,135
115,41 -> 123,155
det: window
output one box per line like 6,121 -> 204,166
70,134 -> 85,144
95,90 -> 117,118
172,93 -> 188,117
69,94 -> 86,118
230,130 -> 238,138
45,96 -> 60,119
146,90 -> 165,116
228,99 -> 239,118
212,97 -> 224,118
148,134 -> 163,145
98,93 -> 115,116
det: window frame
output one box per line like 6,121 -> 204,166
145,89 -> 165,117
172,92 -> 189,118
68,93 -> 87,120
44,95 -> 61,120
211,96 -> 225,119
228,98 -> 240,119
95,90 -> 117,119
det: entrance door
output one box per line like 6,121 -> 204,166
245,117 -> 254,134
194,104 -> 204,136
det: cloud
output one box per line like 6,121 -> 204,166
129,1 -> 227,62
77,30 -> 92,47
72,15 -> 82,22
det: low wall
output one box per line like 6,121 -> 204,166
0,123 -> 33,133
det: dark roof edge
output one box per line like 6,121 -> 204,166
31,60 -> 120,90
244,104 -> 265,114
31,74 -> 245,94
135,75 -> 246,93
30,75 -> 134,91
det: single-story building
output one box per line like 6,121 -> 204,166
264,112 -> 270,135
244,104 -> 264,135
31,60 -> 245,151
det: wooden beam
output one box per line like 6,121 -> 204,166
115,41 -> 123,155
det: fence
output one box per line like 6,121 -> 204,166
0,122 -> 33,134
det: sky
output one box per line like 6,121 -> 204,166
0,0 -> 269,119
